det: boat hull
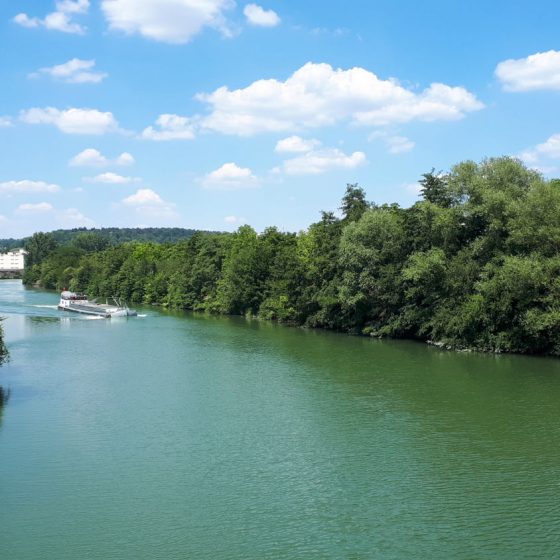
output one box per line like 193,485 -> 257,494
58,303 -> 137,318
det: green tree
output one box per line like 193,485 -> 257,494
71,232 -> 110,253
419,169 -> 453,207
340,184 -> 369,222
24,232 -> 58,267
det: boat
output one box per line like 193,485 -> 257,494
58,291 -> 137,318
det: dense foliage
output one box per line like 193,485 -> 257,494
22,158 -> 560,355
0,227 -> 202,252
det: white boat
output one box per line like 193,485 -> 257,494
58,291 -> 137,318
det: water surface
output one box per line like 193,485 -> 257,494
1,280 -> 559,559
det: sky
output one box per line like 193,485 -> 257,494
1,0 -> 560,237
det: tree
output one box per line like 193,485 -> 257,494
340,184 -> 369,222
71,232 -> 110,253
24,232 -> 58,267
419,169 -> 453,207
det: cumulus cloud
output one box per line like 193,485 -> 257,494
283,148 -> 366,175
14,0 -> 90,34
224,215 -> 247,224
58,207 -> 95,227
197,62 -> 484,136
385,135 -> 415,154
31,58 -> 107,84
496,50 -> 560,92
0,117 -> 12,127
201,162 -> 259,190
369,131 -> 415,154
0,180 -> 61,194
116,152 -> 135,166
20,107 -> 119,135
16,202 -> 54,214
244,4 -> 280,27
123,189 -> 163,205
69,148 -> 134,167
275,135 -> 321,153
141,114 -> 196,140
519,133 -> 560,174
122,188 -> 178,220
85,172 -> 140,184
520,133 -> 560,163
101,0 -> 234,44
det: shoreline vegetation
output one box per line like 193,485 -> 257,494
21,157 -> 560,356
0,318 -> 7,364
0,319 -> 8,421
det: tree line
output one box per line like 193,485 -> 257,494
1,227 -> 202,252
22,157 -> 560,355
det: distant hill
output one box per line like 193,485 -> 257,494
0,227 -> 205,251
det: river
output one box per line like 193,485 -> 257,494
1,279 -> 559,559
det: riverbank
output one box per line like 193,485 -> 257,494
21,157 -> 560,357
0,270 -> 23,280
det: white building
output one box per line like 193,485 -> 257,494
0,248 -> 26,270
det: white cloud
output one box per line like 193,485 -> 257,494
20,107 -> 119,135
244,4 -> 280,27
201,162 -> 259,190
0,180 -> 61,194
533,134 -> 560,159
496,50 -> 560,92
309,26 -> 348,38
0,117 -> 12,127
275,135 -> 321,153
16,202 -> 54,214
197,62 -> 484,136
85,172 -> 140,184
13,14 -> 41,28
69,148 -> 135,167
70,148 -> 107,167
122,188 -> 178,220
123,189 -> 163,205
116,152 -> 135,166
386,135 -> 415,154
31,58 -> 107,84
141,114 -> 196,140
101,0 -> 234,44
519,134 -> 560,173
283,148 -> 366,175
368,131 -> 415,154
224,215 -> 247,224
14,0 -> 90,34
58,207 -> 95,227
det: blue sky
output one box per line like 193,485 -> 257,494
1,0 -> 560,237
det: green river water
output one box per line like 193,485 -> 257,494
1,279 -> 559,559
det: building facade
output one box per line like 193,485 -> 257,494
0,248 -> 26,270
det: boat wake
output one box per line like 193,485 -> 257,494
31,304 -> 58,309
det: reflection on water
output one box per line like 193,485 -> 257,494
0,385 -> 10,425
0,314 -> 7,426
28,316 -> 60,325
